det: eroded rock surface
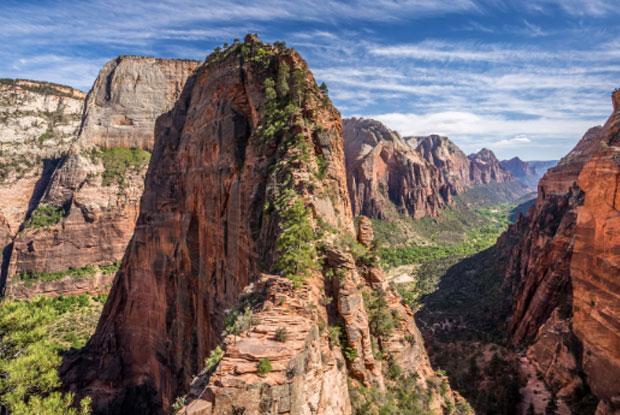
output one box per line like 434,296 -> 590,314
343,118 -> 449,219
504,90 -> 620,412
4,57 -> 198,298
62,37 -> 462,415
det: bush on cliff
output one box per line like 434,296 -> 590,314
90,147 -> 151,186
25,203 -> 64,229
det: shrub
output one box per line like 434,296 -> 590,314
0,295 -> 101,414
25,203 -> 63,229
274,189 -> 317,286
327,325 -> 342,348
364,290 -> 396,338
91,147 -> 151,187
343,346 -> 358,362
204,346 -> 224,374
15,262 -> 119,285
274,327 -> 287,342
256,358 -> 272,376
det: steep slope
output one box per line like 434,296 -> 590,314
343,118 -> 450,219
409,134 -> 471,195
62,36 -> 465,415
4,57 -> 199,298
505,90 -> 620,413
468,148 -> 512,184
500,157 -> 557,188
0,79 -> 84,232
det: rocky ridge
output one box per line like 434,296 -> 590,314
343,118 -> 450,219
504,90 -> 620,413
3,57 -> 199,298
500,157 -> 557,189
343,122 -> 518,220
61,36 -> 465,415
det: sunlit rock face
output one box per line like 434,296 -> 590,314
4,57 -> 198,298
62,37 -> 462,415
343,118 -> 450,219
504,90 -> 620,413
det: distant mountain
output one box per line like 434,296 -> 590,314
500,157 -> 558,188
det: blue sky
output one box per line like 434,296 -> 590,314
1,0 -> 619,160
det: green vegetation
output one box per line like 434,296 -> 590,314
15,262 -> 120,286
273,189 -> 318,287
256,358 -> 272,376
203,346 -> 224,374
90,147 -> 151,187
375,201 -> 514,312
223,307 -> 256,338
363,290 -> 397,338
274,327 -> 288,342
350,372 -> 473,415
24,203 -> 64,229
0,295 -> 104,414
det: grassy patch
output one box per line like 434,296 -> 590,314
24,203 -> 64,229
90,147 -> 151,187
0,295 -> 103,413
15,262 -> 120,285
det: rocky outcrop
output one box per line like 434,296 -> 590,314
77,56 -> 199,151
409,134 -> 472,195
468,148 -> 512,184
500,157 -> 557,189
505,90 -> 620,412
4,57 -> 198,298
343,118 -> 449,219
0,79 -> 84,233
62,36 -> 462,415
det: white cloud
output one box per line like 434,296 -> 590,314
493,135 -> 532,147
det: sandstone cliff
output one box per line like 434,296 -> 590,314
62,36 -> 464,415
343,118 -> 450,219
4,57 -> 198,298
505,90 -> 620,413
409,134 -> 472,195
468,148 -> 513,184
0,79 -> 84,234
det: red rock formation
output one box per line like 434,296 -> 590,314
343,118 -> 449,219
62,37 -> 461,415
505,90 -> 620,412
410,134 -> 472,194
4,57 -> 198,298
468,148 -> 513,184
571,100 -> 620,407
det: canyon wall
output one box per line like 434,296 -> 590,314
343,118 -> 450,219
4,57 -> 198,298
62,37 -> 464,415
343,123 -> 518,220
505,91 -> 620,413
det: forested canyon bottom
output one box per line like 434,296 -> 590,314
0,36 -> 617,415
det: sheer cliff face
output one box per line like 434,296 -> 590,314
410,134 -> 472,194
78,56 -> 199,151
468,148 -> 512,184
0,80 -> 84,233
63,38 -> 460,415
343,118 -> 449,219
5,57 -> 199,298
506,91 -> 620,411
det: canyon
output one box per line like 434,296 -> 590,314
60,36 -> 466,415
0,34 -> 616,415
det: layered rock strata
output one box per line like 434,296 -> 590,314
343,118 -> 450,219
62,37 -> 462,415
505,90 -> 620,412
4,57 -> 198,298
